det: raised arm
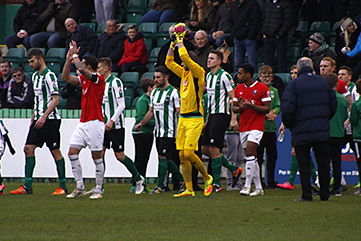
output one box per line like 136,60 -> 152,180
62,40 -> 82,86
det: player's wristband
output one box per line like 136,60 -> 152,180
72,54 -> 79,58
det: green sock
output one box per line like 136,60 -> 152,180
211,157 -> 222,186
167,159 -> 184,183
25,156 -> 36,189
157,158 -> 168,188
120,156 -> 141,181
310,157 -> 317,183
220,155 -> 237,172
288,156 -> 298,185
55,158 -> 67,189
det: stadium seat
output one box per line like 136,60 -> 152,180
147,62 -> 156,72
144,38 -> 154,54
275,73 -> 291,84
141,71 -> 155,80
309,21 -> 331,35
138,22 -> 157,37
58,96 -> 67,109
294,21 -> 309,39
124,86 -> 136,108
97,23 -> 105,34
156,22 -> 176,47
119,22 -> 137,32
47,62 -> 62,75
80,22 -> 97,32
126,13 -> 142,24
4,48 -> 26,65
121,72 -> 140,88
287,46 -> 301,65
126,0 -> 148,13
45,48 -> 66,62
148,47 -> 161,63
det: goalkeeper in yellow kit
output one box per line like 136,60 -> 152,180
165,23 -> 213,197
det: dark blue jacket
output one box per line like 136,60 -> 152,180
281,67 -> 337,146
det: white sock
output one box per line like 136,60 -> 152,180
69,155 -> 84,189
94,158 -> 105,193
253,160 -> 263,190
244,157 -> 255,189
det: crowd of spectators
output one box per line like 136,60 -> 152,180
1,0 -> 361,110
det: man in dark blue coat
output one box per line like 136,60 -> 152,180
281,57 -> 337,202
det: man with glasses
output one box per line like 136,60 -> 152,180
7,67 -> 34,109
0,60 -> 12,108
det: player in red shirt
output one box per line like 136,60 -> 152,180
233,64 -> 271,196
62,41 -> 106,199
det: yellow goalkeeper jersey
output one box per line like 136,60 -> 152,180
166,46 -> 205,116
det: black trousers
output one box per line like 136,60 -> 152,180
133,133 -> 154,181
257,132 -> 277,186
329,137 -> 343,191
295,141 -> 330,201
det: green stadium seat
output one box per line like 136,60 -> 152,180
138,22 -> 157,37
309,21 -> 331,35
147,62 -> 156,72
148,47 -> 161,62
80,22 -> 97,32
144,37 -> 154,54
156,22 -> 176,47
121,72 -> 140,88
97,23 -> 105,33
287,46 -> 301,65
58,96 -> 67,109
275,73 -> 291,84
141,72 -> 155,80
124,86 -> 136,108
4,48 -> 26,65
126,13 -> 142,24
47,62 -> 62,76
119,22 -> 137,32
131,96 -> 139,108
127,0 -> 148,14
45,48 -> 66,62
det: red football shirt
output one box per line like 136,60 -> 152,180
234,81 -> 271,132
337,79 -> 350,97
79,74 -> 105,123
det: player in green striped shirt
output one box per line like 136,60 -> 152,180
135,66 -> 184,194
10,49 -> 67,195
202,50 -> 242,192
97,58 -> 145,195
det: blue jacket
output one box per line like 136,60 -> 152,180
281,67 -> 337,146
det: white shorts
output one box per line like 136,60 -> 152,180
240,130 -> 264,149
70,120 -> 105,151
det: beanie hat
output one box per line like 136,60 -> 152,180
309,32 -> 325,45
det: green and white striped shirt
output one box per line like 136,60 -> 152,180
150,85 -> 180,138
32,68 -> 60,120
102,74 -> 125,129
206,68 -> 234,115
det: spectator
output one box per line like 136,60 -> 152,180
210,0 -> 232,47
324,72 -> 348,196
94,0 -> 114,25
302,32 -> 336,74
193,30 -> 213,72
65,18 -> 97,58
261,0 -> 292,73
117,25 -> 147,74
132,78 -> 155,191
141,0 -> 185,24
188,0 -> 217,32
0,60 -> 12,108
229,0 -> 262,70
29,0 -> 78,49
6,67 -> 34,109
256,65 -> 281,188
4,0 -> 48,49
70,0 -> 94,22
336,17 -> 361,80
281,57 -> 337,202
60,83 -> 81,109
95,19 -> 125,72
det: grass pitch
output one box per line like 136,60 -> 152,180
1,183 -> 361,241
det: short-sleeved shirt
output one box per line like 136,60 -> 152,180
78,73 -> 105,123
234,81 -> 271,132
150,85 -> 180,138
102,74 -> 125,129
32,68 -> 61,120
206,68 -> 234,115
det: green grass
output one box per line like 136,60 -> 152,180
1,183 -> 361,241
